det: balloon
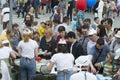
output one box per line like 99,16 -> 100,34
76,0 -> 87,11
118,4 -> 120,9
86,0 -> 96,7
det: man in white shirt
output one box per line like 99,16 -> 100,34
1,3 -> 10,29
87,29 -> 99,54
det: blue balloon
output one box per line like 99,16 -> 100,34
118,4 -> 120,9
86,0 -> 96,7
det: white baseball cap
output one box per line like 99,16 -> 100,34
2,40 -> 9,44
75,55 -> 92,67
114,49 -> 120,59
88,29 -> 97,36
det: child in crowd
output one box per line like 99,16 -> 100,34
38,22 -> 46,37
95,53 -> 117,77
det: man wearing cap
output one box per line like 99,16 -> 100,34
70,55 -> 97,80
87,29 -> 99,54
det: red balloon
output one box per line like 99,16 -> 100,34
76,0 -> 87,11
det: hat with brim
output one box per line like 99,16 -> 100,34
114,48 -> 120,59
115,31 -> 120,38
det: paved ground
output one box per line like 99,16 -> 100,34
0,12 -> 120,34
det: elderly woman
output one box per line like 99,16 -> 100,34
47,39 -> 74,80
39,28 -> 56,60
18,28 -> 38,80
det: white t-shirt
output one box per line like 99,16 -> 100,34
0,46 -> 12,59
1,7 -> 10,22
18,39 -> 38,58
50,53 -> 74,71
70,71 -> 97,80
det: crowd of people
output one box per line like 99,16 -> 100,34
0,0 -> 120,80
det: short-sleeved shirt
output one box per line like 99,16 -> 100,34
0,47 -> 12,59
90,44 -> 110,64
50,53 -> 74,71
101,61 -> 117,76
18,39 -> 38,58
1,7 -> 10,22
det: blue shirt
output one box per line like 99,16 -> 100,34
90,44 -> 110,64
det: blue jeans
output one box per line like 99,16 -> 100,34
20,57 -> 36,80
57,70 -> 73,80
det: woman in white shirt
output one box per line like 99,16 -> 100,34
47,39 -> 74,80
18,28 -> 38,80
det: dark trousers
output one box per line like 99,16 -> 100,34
17,4 -> 24,18
2,22 -> 6,30
67,7 -> 73,21
46,3 -> 51,13
34,6 -> 39,18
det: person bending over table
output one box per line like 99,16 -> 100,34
47,39 -> 74,80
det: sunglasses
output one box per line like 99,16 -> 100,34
45,23 -> 50,26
